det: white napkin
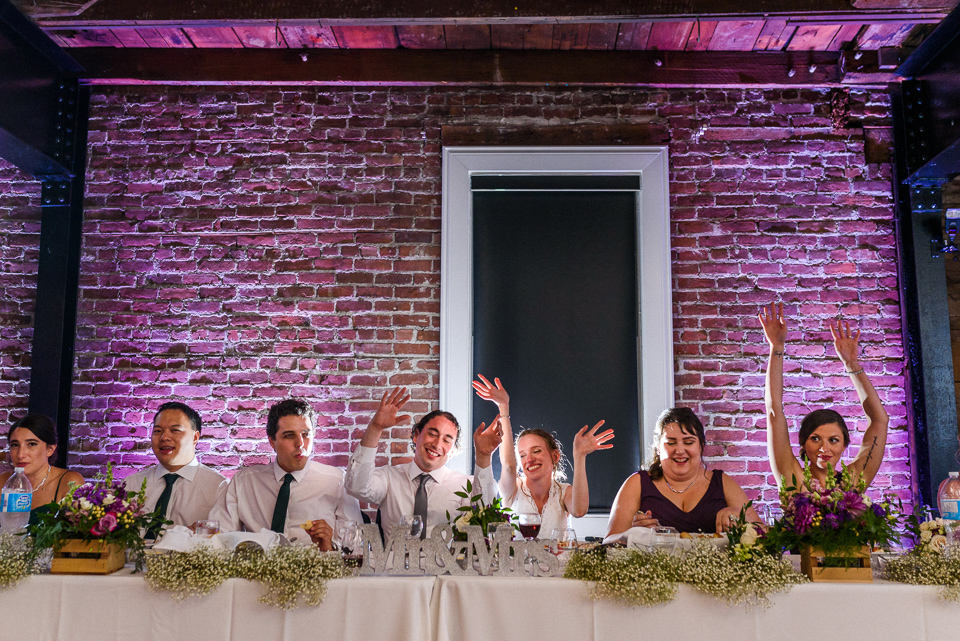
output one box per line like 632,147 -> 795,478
215,529 -> 281,551
153,525 -> 227,552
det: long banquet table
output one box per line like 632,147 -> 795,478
3,572 -> 960,641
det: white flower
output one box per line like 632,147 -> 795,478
931,535 -> 948,552
936,518 -> 945,529
740,523 -> 758,547
920,520 -> 934,531
79,498 -> 93,511
454,514 -> 471,533
921,530 -> 933,542
103,494 -> 116,505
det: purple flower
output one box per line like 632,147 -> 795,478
872,503 -> 886,518
793,503 -> 817,534
840,491 -> 866,513
823,514 -> 840,529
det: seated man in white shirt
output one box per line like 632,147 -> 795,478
124,402 -> 227,538
345,387 -> 502,537
209,399 -> 362,549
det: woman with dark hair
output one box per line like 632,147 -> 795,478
606,407 -> 760,536
759,302 -> 889,490
1,414 -> 83,523
473,375 -> 613,539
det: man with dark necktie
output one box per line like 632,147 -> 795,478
124,402 -> 227,539
345,387 -> 502,537
209,399 -> 362,549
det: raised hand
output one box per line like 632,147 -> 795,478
472,375 -> 510,410
368,387 -> 412,432
572,421 -> 614,459
829,317 -> 861,369
758,302 -> 787,349
473,416 -> 504,460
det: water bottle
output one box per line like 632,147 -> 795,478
937,471 -> 960,522
0,467 -> 32,532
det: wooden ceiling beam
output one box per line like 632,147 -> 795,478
67,47 -> 855,86
26,0 -> 957,24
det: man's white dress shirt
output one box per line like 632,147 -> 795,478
209,459 -> 362,543
344,446 -> 497,535
124,457 -> 227,528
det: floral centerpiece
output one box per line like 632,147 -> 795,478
446,480 -> 514,541
26,464 -> 161,571
762,464 -> 900,571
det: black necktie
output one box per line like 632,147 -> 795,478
271,473 -> 294,534
414,473 -> 429,540
147,473 -> 178,539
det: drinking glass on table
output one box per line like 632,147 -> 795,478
195,520 -> 219,538
335,520 -> 361,554
517,512 -> 541,540
399,515 -> 424,539
760,504 -> 783,527
550,527 -> 579,554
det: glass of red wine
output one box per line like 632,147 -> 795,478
517,512 -> 541,540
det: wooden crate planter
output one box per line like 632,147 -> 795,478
800,545 -> 873,583
51,540 -> 126,575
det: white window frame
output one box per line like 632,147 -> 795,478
439,147 -> 673,535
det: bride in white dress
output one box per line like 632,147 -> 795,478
473,375 -> 614,539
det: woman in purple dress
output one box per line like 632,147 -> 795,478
606,408 -> 760,536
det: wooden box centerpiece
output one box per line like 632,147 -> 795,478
800,544 -> 873,583
51,539 -> 126,575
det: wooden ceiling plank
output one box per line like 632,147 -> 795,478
156,27 -> 194,48
491,24 -> 555,49
111,28 -> 148,48
825,23 -> 862,50
133,28 -> 171,48
397,25 -> 446,48
279,26 -> 339,48
646,21 -> 694,50
554,24 -> 591,50
615,22 -> 652,50
786,24 -> 842,50
586,22 -> 620,50
753,19 -> 794,50
708,19 -> 765,50
857,22 -> 917,48
684,20 -> 717,51
234,25 -> 287,48
443,25 -> 491,49
331,25 -> 401,48
182,26 -> 244,48
49,28 -> 123,47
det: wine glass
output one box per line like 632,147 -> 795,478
517,512 -> 541,540
761,504 -> 783,526
399,515 -> 424,538
336,520 -> 360,554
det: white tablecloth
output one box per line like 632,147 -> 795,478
3,573 -> 960,641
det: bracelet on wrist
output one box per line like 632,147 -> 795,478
846,367 -> 865,376
772,349 -> 785,356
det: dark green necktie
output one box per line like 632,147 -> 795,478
271,473 -> 294,533
146,473 -> 178,539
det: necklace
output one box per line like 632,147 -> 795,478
33,465 -> 51,492
663,470 -> 701,494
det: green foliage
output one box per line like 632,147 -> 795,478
446,479 -> 515,541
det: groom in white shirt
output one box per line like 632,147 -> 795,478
125,402 -> 227,537
345,387 -> 502,537
209,399 -> 362,549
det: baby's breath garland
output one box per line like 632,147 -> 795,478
565,540 -> 805,609
883,548 -> 960,602
146,545 -> 350,609
0,533 -> 43,589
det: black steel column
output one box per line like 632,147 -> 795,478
28,80 -> 88,468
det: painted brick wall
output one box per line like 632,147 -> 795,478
0,160 -> 39,431
0,85 -> 909,511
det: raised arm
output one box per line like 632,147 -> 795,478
759,302 -> 801,489
565,421 -> 614,518
359,387 -> 411,448
473,375 -> 518,502
345,387 -> 411,503
830,318 -> 889,487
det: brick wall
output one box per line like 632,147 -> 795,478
0,161 -> 40,432
0,85 -> 909,511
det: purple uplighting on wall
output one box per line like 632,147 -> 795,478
0,85 -> 909,512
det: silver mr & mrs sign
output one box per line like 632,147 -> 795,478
358,523 -> 560,577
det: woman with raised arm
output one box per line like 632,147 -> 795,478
472,375 -> 613,538
759,302 -> 889,491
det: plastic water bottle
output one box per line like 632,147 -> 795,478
937,471 -> 960,522
0,468 -> 32,532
